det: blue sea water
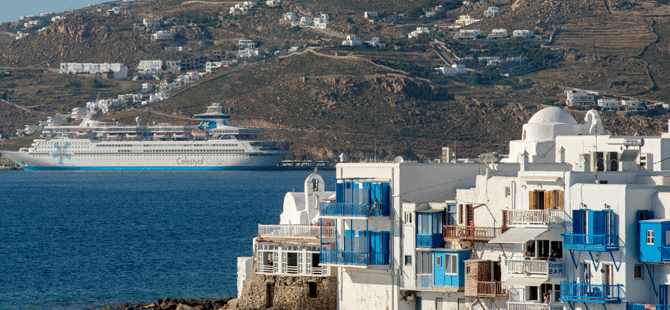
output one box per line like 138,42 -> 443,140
0,170 -> 335,310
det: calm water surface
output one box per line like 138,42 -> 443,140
0,170 -> 335,309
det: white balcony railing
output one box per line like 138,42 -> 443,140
258,224 -> 336,239
507,259 -> 564,278
508,302 -> 564,310
505,210 -> 566,226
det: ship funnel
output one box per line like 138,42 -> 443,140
135,116 -> 141,126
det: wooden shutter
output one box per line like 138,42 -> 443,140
556,190 -> 564,210
544,191 -> 552,211
529,191 -> 536,210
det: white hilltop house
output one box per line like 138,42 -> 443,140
436,63 -> 468,76
484,5 -> 499,17
138,60 -> 163,71
364,11 -> 379,19
342,35 -> 362,46
143,18 -> 161,28
229,4 -> 250,15
237,39 -> 255,49
621,99 -> 647,112
313,14 -> 330,29
282,12 -> 298,22
565,89 -> 595,107
455,15 -> 480,26
299,16 -> 313,26
151,30 -> 176,42
366,37 -> 386,48
487,28 -> 508,39
598,99 -> 622,112
513,29 -> 534,38
237,105 -> 670,310
409,27 -> 430,38
266,0 -> 284,7
59,63 -> 129,79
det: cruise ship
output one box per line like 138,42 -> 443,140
1,103 -> 290,170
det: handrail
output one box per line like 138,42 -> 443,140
560,282 -> 622,302
444,225 -> 508,240
319,202 -> 390,217
563,234 -> 618,251
258,224 -> 336,239
505,210 -> 566,226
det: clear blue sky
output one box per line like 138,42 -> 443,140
1,1 -> 108,24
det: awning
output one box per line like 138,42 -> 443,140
504,277 -> 548,286
489,228 -> 548,244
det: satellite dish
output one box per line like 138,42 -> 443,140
393,156 -> 404,163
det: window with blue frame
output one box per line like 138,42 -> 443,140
566,209 -> 618,250
416,211 -> 444,248
343,229 -> 390,265
329,181 -> 391,216
446,204 -> 457,225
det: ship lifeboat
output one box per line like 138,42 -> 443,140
173,132 -> 191,139
107,133 -> 123,140
153,132 -> 170,140
191,130 -> 208,140
76,130 -> 92,137
126,133 -> 142,140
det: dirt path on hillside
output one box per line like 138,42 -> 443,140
0,99 -> 33,113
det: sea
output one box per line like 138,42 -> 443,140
0,170 -> 335,310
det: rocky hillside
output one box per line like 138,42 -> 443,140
1,0 -> 670,161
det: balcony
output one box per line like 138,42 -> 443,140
417,274 -> 434,290
416,233 -> 444,248
258,224 -> 336,240
444,225 -> 508,242
559,282 -> 622,303
505,210 -> 567,226
629,304 -> 670,310
466,281 -> 508,298
319,202 -> 390,217
507,259 -> 564,278
320,250 -> 389,266
508,302 -> 564,310
563,234 -> 618,251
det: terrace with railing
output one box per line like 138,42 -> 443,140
507,302 -> 564,310
505,210 -> 567,226
559,282 -> 622,303
629,304 -> 670,310
444,225 -> 508,242
466,281 -> 508,298
417,274 -> 434,290
416,233 -> 444,248
319,202 -> 390,217
319,250 -> 390,266
563,234 -> 619,251
507,259 -> 564,277
258,224 -> 336,240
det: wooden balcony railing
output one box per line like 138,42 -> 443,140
444,225 -> 508,241
466,281 -> 508,298
508,302 -> 564,310
258,224 -> 336,240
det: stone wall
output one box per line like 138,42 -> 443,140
237,273 -> 336,310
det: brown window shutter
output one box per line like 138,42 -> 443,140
544,191 -> 552,211
459,204 -> 464,224
557,190 -> 564,210
529,191 -> 535,209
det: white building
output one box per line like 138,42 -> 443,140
59,63 -> 129,79
342,35 -> 362,46
299,16 -> 313,26
107,7 -> 121,15
230,4 -> 250,15
165,46 -> 184,52
166,60 -> 181,70
565,89 -> 595,107
143,18 -> 161,28
366,37 -> 386,48
23,20 -> 43,28
313,16 -> 329,29
16,32 -> 29,40
456,29 -> 481,40
409,27 -> 430,38
51,16 -> 64,22
484,5 -> 499,17
513,29 -> 534,38
266,0 -> 284,7
598,99 -> 621,111
70,107 -> 88,120
237,48 -> 260,58
138,60 -> 163,71
237,39 -> 255,49
283,12 -> 298,22
436,63 -> 468,76
621,99 -> 647,112
141,83 -> 155,93
487,28 -> 508,39
151,30 -> 176,42
455,15 -> 480,26
364,11 -> 378,19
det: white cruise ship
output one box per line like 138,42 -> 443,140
1,103 -> 290,170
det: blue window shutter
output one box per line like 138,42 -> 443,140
662,285 -> 668,305
594,211 -> 605,235
382,232 -> 390,265
346,229 -> 353,237
352,182 -> 359,189
336,183 -> 345,203
588,210 -> 595,235
572,210 -> 582,234
381,183 -> 391,204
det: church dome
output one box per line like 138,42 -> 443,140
527,107 -> 577,125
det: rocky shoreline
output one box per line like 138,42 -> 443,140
91,297 -> 238,310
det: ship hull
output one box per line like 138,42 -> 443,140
2,150 -> 284,171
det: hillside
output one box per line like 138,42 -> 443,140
1,0 -> 670,161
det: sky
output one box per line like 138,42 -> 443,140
1,1 -> 108,24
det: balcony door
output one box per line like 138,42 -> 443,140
602,264 -> 614,285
